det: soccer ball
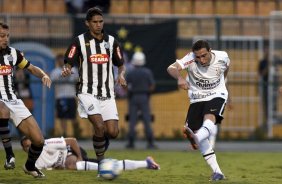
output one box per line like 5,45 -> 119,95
99,158 -> 122,180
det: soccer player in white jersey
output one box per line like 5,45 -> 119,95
21,136 -> 160,171
61,7 -> 126,162
0,22 -> 52,178
167,40 -> 230,181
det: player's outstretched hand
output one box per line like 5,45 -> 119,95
178,77 -> 189,90
117,75 -> 127,88
61,64 -> 72,77
42,75 -> 52,88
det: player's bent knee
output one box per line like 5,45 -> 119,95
108,129 -> 119,139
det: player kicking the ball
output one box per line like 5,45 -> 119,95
167,40 -> 229,181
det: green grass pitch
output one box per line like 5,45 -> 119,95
0,150 -> 281,184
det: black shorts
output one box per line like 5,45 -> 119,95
185,97 -> 226,131
56,98 -> 77,119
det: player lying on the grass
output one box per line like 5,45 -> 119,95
21,136 -> 160,171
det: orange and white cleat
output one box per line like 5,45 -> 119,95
183,126 -> 198,150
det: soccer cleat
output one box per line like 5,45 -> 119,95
4,157 -> 15,170
23,165 -> 45,178
210,173 -> 225,181
183,126 -> 198,150
146,156 -> 160,170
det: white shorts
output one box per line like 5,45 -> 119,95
77,93 -> 119,121
0,99 -> 32,127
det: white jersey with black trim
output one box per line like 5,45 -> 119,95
177,50 -> 230,104
35,137 -> 68,170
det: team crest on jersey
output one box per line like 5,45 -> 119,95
0,65 -> 12,75
89,54 -> 109,64
104,42 -> 110,49
7,55 -> 13,62
216,68 -> 221,76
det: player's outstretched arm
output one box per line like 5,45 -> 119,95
167,62 -> 188,90
26,64 -> 52,88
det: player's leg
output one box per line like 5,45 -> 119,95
193,98 -> 226,181
0,102 -> 15,169
76,160 -> 98,170
17,116 -> 45,178
118,157 -> 160,170
183,102 -> 203,150
77,94 -> 107,161
89,114 -> 106,161
76,157 -> 160,171
209,124 -> 218,149
200,139 -> 225,181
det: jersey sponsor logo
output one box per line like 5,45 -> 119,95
89,54 -> 109,64
191,92 -> 216,100
195,78 -> 220,90
88,104 -> 94,111
183,59 -> 194,67
0,65 -> 12,75
68,46 -> 76,58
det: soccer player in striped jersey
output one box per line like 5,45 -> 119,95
167,40 -> 229,181
62,7 -> 126,162
0,22 -> 52,178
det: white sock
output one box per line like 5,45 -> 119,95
209,125 -> 218,149
196,119 -> 217,143
117,160 -> 147,170
76,161 -> 98,171
200,139 -> 223,174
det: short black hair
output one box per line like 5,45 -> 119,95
85,7 -> 103,21
0,22 -> 9,29
192,40 -> 211,52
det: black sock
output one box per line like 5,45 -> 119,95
25,144 -> 43,170
0,119 -> 14,158
92,135 -> 106,161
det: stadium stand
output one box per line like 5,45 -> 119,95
45,0 -> 66,14
24,0 -> 45,14
110,0 -> 129,14
257,0 -> 276,16
173,0 -> 192,15
151,0 -> 172,14
215,0 -> 234,15
236,0 -> 257,16
2,0 -> 23,14
130,0 -> 150,14
194,0 -> 214,15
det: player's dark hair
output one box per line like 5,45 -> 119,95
192,40 -> 211,52
0,22 -> 9,29
85,7 -> 103,21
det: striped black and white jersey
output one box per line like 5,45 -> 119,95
0,47 -> 30,100
64,31 -> 124,98
177,50 -> 230,104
